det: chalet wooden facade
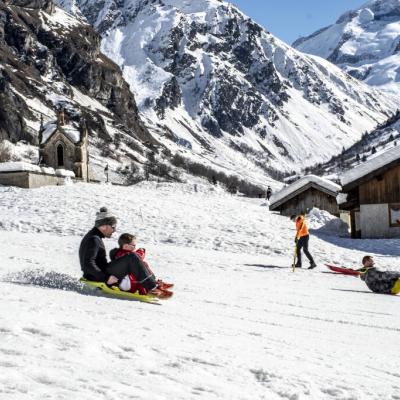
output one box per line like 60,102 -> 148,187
339,146 -> 400,238
269,175 -> 341,217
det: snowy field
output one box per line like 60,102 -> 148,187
0,181 -> 399,400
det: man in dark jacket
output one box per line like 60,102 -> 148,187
359,255 -> 400,295
79,207 -> 158,291
266,186 -> 272,201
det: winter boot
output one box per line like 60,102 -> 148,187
157,280 -> 174,290
308,262 -> 317,270
148,288 -> 173,299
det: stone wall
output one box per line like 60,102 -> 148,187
0,171 -> 68,188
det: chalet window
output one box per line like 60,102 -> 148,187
388,204 -> 400,227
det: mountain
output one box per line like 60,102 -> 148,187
55,0 -> 395,183
293,0 -> 400,96
0,0 -> 156,181
304,110 -> 400,181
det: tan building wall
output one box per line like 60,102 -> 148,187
0,172 -> 68,189
360,203 -> 400,238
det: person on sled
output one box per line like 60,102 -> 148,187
359,255 -> 400,295
290,214 -> 317,269
110,233 -> 173,298
79,207 -> 169,299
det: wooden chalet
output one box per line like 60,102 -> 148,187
269,175 -> 341,217
339,146 -> 400,238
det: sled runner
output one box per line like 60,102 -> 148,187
80,278 -> 161,304
325,264 -> 360,276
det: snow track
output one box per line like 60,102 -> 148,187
0,182 -> 399,399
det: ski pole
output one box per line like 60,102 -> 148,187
292,243 -> 297,272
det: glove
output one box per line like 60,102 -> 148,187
294,237 -> 298,243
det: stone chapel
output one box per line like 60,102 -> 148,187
38,109 -> 89,181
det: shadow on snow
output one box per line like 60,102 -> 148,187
310,229 -> 400,257
244,264 -> 290,270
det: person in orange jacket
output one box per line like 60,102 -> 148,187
290,214 -> 317,269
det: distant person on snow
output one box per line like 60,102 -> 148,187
290,214 -> 317,269
266,186 -> 272,201
109,233 -> 173,298
79,207 -> 168,299
359,255 -> 400,295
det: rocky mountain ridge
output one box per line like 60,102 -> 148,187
0,0 -> 156,180
55,0 -> 395,183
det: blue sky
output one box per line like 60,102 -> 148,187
230,0 -> 366,44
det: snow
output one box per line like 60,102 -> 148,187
359,8 -> 374,24
0,181 -> 399,399
336,192 -> 348,205
55,169 -> 75,177
41,122 -> 81,144
294,0 -> 400,97
270,174 -> 341,208
341,145 -> 400,187
39,6 -> 83,33
307,208 -> 350,236
0,162 -> 41,173
55,0 -> 395,179
41,166 -> 56,175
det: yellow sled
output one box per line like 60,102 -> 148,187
391,279 -> 400,295
79,278 -> 160,304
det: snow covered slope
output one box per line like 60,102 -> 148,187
305,111 -> 400,180
56,0 -> 395,177
293,0 -> 400,96
0,181 -> 399,399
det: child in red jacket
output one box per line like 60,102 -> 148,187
110,233 -> 173,296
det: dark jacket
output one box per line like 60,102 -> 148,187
360,267 -> 400,294
79,227 -> 109,282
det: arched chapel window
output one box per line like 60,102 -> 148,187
57,144 -> 64,167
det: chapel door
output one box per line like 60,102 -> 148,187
57,144 -> 64,167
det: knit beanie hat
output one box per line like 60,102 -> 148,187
95,207 -> 117,228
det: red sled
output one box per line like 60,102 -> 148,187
325,264 -> 361,276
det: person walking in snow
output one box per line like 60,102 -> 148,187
359,255 -> 400,295
109,233 -> 173,298
266,186 -> 272,201
290,214 -> 317,269
79,207 -> 167,298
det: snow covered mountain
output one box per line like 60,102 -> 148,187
0,0 -> 157,181
305,110 -> 400,180
293,0 -> 400,96
55,0 -> 395,179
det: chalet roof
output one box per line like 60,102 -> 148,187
341,145 -> 400,191
269,175 -> 341,211
41,121 -> 81,145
